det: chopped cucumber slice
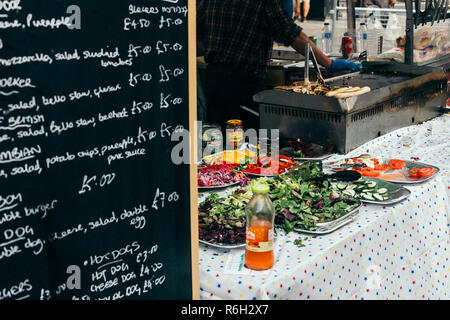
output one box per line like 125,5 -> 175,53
377,188 -> 388,194
343,189 -> 356,197
373,194 -> 384,201
363,194 -> 375,200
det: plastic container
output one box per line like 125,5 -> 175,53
321,22 -> 332,54
244,183 -> 275,271
358,22 -> 368,53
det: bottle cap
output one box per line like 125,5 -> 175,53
251,182 -> 270,194
227,119 -> 242,126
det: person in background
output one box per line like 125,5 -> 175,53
295,0 -> 310,22
282,0 -> 301,19
197,0 -> 361,130
282,0 -> 295,18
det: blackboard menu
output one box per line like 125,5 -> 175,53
0,0 -> 197,300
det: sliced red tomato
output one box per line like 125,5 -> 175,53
360,167 -> 381,177
418,167 -> 436,178
388,159 -> 405,170
408,168 -> 421,178
371,158 -> 380,165
374,164 -> 388,171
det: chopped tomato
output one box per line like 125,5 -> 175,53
371,158 -> 380,165
374,164 -> 388,171
388,159 -> 405,170
360,167 -> 381,177
408,168 -> 421,178
418,167 -> 435,178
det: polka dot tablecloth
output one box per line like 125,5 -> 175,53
198,115 -> 450,300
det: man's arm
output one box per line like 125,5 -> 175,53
265,0 -> 359,72
290,31 -> 360,73
291,31 -> 332,69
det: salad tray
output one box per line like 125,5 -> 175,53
331,178 -> 411,205
198,239 -> 245,249
294,207 -> 360,235
199,230 -> 279,249
198,181 -> 241,191
383,161 -> 440,184
327,158 -> 440,185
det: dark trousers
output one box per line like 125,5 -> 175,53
205,64 -> 265,131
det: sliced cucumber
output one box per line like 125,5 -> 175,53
337,184 -> 348,190
363,194 -> 375,200
373,194 -> 384,201
367,181 -> 377,188
343,189 -> 356,197
377,188 -> 388,194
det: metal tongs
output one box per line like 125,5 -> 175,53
304,43 -> 329,88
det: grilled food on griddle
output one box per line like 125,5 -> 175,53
274,81 -> 331,96
274,81 -> 371,98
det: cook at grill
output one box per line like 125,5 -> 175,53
197,0 -> 361,129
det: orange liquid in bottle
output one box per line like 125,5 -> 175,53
245,225 -> 274,271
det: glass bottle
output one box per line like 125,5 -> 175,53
226,119 -> 244,151
244,183 -> 275,271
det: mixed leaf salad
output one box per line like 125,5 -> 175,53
264,163 -> 361,233
198,189 -> 251,244
198,162 -> 361,244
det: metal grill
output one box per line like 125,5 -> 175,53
255,62 -> 447,154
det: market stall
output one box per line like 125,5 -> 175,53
196,0 -> 449,301
198,114 -> 450,300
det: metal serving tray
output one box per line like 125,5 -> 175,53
198,181 -> 240,192
327,159 -> 440,185
338,177 -> 412,205
294,203 -> 362,235
294,154 -> 332,162
198,239 -> 245,249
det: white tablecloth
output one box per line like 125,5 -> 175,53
198,114 -> 450,300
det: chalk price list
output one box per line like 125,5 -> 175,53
0,0 -> 190,300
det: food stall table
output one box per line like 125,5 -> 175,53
198,114 -> 450,300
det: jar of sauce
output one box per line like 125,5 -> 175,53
226,119 -> 244,150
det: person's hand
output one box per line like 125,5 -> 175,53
330,60 -> 361,73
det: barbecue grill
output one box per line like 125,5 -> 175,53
255,62 -> 447,154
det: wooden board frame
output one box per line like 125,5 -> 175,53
188,0 -> 200,300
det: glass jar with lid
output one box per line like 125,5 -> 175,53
226,119 -> 244,150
